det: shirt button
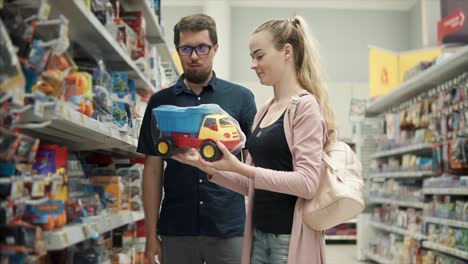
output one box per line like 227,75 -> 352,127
199,179 -> 203,183
198,97 -> 201,101
200,201 -> 204,205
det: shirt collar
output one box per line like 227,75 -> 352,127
173,71 -> 218,95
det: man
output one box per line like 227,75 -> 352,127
137,14 -> 256,264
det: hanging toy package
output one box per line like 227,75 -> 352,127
151,104 -> 246,161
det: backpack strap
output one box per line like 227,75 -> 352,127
288,93 -> 339,173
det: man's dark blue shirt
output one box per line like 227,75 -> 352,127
137,72 -> 256,237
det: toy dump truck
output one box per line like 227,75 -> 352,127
152,104 -> 243,161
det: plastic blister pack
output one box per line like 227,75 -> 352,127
151,104 -> 246,161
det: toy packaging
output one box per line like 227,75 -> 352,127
151,104 -> 246,161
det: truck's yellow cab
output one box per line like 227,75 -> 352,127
199,114 -> 239,141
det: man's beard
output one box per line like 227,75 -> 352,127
184,68 -> 211,84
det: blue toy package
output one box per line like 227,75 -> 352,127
111,72 -> 129,98
151,104 -> 245,161
112,102 -> 128,129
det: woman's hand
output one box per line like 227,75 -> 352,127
207,141 -> 243,172
171,148 -> 214,174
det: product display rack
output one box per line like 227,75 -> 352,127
46,211 -> 144,251
362,45 -> 468,264
0,0 -> 179,262
20,101 -> 139,157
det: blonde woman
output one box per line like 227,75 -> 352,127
174,16 -> 335,264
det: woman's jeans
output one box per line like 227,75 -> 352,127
250,228 -> 291,264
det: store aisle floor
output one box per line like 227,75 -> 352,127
325,244 -> 370,264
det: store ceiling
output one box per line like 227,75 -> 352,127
162,0 -> 418,11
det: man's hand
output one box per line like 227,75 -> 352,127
146,237 -> 163,264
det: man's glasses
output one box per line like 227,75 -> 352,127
176,45 -> 212,56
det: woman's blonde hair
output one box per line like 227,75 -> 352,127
254,16 -> 335,131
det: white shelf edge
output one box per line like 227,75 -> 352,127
422,188 -> 468,195
368,197 -> 424,208
45,210 -> 144,251
422,241 -> 468,260
423,216 -> 468,229
366,45 -> 468,115
20,102 -> 139,155
363,251 -> 393,264
370,221 -> 425,240
368,170 -> 435,179
372,143 -> 433,159
325,235 -> 356,240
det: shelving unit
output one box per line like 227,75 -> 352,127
49,0 -> 157,93
423,216 -> 468,229
367,170 -> 435,179
325,235 -> 357,241
370,221 -> 425,240
363,251 -> 393,264
119,0 -> 180,76
422,241 -> 468,261
371,143 -> 433,159
362,45 -> 468,263
366,45 -> 468,116
20,101 -> 139,157
367,197 -> 424,209
46,211 -> 144,250
0,0 -> 180,260
422,188 -> 468,195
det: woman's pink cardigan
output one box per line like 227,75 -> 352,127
211,94 -> 327,264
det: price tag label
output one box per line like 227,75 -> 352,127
38,0 -> 51,20
34,103 -> 45,118
93,223 -> 100,233
32,181 -> 45,197
0,0 -> 4,9
80,114 -> 86,126
83,223 -> 93,238
10,181 -> 23,199
65,108 -> 72,121
51,181 -> 62,195
61,232 -> 69,245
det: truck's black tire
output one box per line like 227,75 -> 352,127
200,140 -> 222,161
156,138 -> 174,156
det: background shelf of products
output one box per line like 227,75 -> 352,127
360,45 -> 468,264
1,0 -> 180,263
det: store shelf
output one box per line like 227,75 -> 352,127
325,235 -> 356,240
20,101 -> 140,157
423,216 -> 468,229
49,0 -> 156,92
119,0 -> 180,76
422,241 -> 468,260
366,45 -> 468,115
346,218 -> 358,224
422,188 -> 468,195
363,251 -> 393,264
370,221 -> 425,240
367,170 -> 435,179
371,143 -> 433,159
45,211 -> 144,251
368,197 -> 424,208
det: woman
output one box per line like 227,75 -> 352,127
174,16 -> 335,264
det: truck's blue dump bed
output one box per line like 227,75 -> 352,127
152,104 -> 221,134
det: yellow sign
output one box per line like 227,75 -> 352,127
369,47 -> 442,98
369,47 -> 399,98
172,51 -> 183,74
399,48 -> 442,84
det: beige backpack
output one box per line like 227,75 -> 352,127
288,95 -> 365,231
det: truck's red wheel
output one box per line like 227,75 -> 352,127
200,141 -> 222,161
156,138 -> 173,156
